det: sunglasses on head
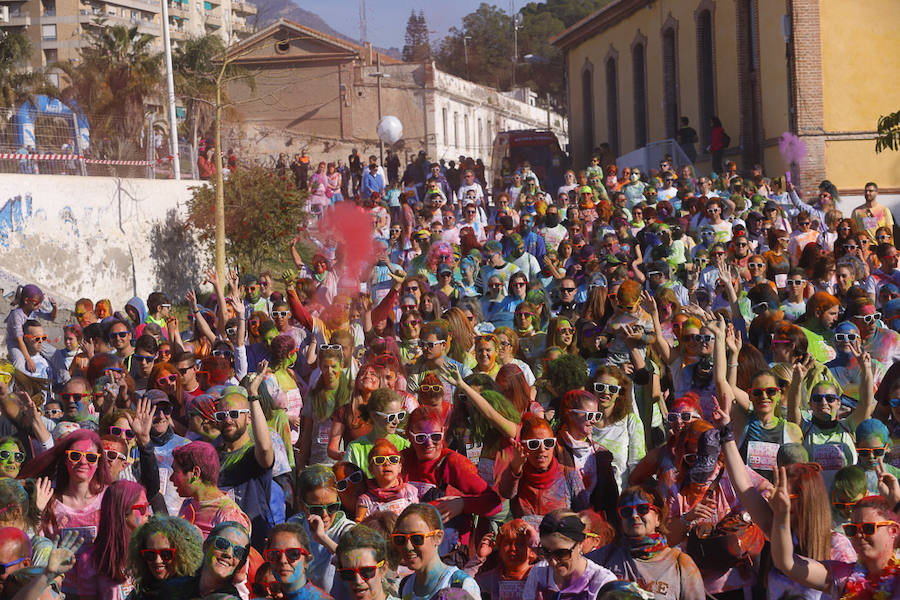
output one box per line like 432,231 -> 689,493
336,470 -> 363,492
835,333 -> 859,343
593,382 -> 621,395
522,437 -> 556,451
391,531 -> 440,547
212,536 -> 249,560
0,450 -> 24,463
109,426 -> 135,439
141,548 -> 175,563
304,502 -> 341,517
842,521 -> 896,537
666,412 -> 698,424
337,561 -> 385,582
215,409 -> 250,422
264,547 -> 310,563
66,450 -> 100,464
371,454 -> 401,466
618,503 -> 656,519
411,431 -> 443,445
750,387 -> 779,398
374,410 -> 407,423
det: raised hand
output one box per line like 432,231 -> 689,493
792,353 -> 815,380
251,360 -> 271,396
474,531 -> 495,560
33,476 -> 53,512
227,270 -> 241,297
640,290 -> 658,318
509,440 -> 528,473
440,362 -> 462,386
282,269 -> 297,288
185,290 -> 198,311
47,530 -> 84,577
204,268 -> 219,288
769,466 -> 792,518
711,404 -> 731,428
706,314 -> 726,337
875,461 -> 900,505
388,267 -> 407,284
127,395 -> 156,446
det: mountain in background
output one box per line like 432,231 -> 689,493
249,0 -> 402,59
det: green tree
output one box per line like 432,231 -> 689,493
55,20 -> 161,158
0,30 -> 57,107
402,10 -> 431,63
875,109 -> 900,153
435,3 -> 513,89
187,165 -> 308,273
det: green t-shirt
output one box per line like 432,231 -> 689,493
344,432 -> 410,477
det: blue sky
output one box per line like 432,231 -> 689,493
308,0 -> 520,49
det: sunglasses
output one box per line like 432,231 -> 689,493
0,450 -> 24,463
857,447 -> 887,459
374,410 -> 407,423
134,354 -> 155,364
304,502 -> 342,517
212,536 -> 249,560
557,327 -> 574,335
215,409 -> 250,422
177,365 -> 195,375
571,408 -> 600,422
687,334 -> 715,343
844,245 -> 859,251
752,302 -> 771,314
371,455 -> 401,466
320,344 -> 343,351
225,327 -> 237,336
336,470 -> 364,492
810,393 -> 840,405
265,547 -> 310,563
109,426 -> 135,439
842,521 -> 896,537
593,382 -> 621,395
832,500 -> 858,511
411,432 -> 443,445
748,262 -> 765,269
857,313 -> 882,324
212,349 -> 234,359
66,450 -> 100,464
516,311 -> 535,319
60,392 -> 88,402
618,503 -> 656,519
131,503 -> 150,516
141,548 -> 175,563
694,258 -> 709,265
157,350 -> 172,359
109,331 -> 131,340
45,408 -> 63,417
835,333 -> 859,342
25,335 -> 48,342
560,287 -> 576,293
537,543 -> 577,562
750,387 -> 779,398
666,412 -> 699,424
157,374 -> 178,386
337,561 -> 385,582
786,279 -> 805,286
105,449 -> 127,462
418,340 -> 445,349
522,437 -> 556,451
271,311 -> 290,319
391,530 -> 440,547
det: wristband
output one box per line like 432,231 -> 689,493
249,395 -> 261,403
719,422 -> 735,443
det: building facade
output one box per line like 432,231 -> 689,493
0,0 -> 256,73
551,0 -> 900,195
224,19 -> 567,173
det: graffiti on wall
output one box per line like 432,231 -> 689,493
0,194 -> 32,248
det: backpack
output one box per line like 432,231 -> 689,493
721,131 -> 732,148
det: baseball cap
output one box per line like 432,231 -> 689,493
437,264 -> 452,276
143,389 -> 172,408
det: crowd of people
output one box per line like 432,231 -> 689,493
2,148 -> 900,600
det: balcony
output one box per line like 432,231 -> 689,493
105,0 -> 161,14
0,15 -> 31,25
203,12 -> 220,27
231,0 -> 255,15
166,2 -> 188,17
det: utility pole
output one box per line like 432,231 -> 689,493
160,0 -> 180,179
511,8 -> 521,88
367,54 -> 390,164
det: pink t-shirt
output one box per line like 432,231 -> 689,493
42,490 -> 106,598
179,495 -> 252,539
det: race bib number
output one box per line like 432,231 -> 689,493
317,422 -> 331,446
775,273 -> 788,288
465,442 -> 483,465
813,444 -> 846,471
498,580 -> 526,600
746,441 -> 779,471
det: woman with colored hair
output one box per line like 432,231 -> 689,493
263,521 -> 332,600
587,485 -> 705,599
127,515 -> 203,600
297,346 -> 351,469
524,508 -> 617,599
830,466 -> 866,544
328,363 -> 380,460
19,429 -> 112,598
394,503 -> 480,599
555,390 -> 619,518
171,441 -> 250,538
401,407 -> 502,545
854,419 -> 900,492
471,519 -> 538,598
444,307 -> 476,369
343,388 -> 410,477
798,291 -> 841,363
495,363 -> 533,414
499,414 -> 588,518
92,480 -> 150,600
590,365 -> 645,492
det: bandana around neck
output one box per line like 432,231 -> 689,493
624,532 -> 668,560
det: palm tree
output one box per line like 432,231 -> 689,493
56,19 -> 162,158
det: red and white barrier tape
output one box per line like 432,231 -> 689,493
0,153 -> 176,166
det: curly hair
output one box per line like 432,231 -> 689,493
592,365 -> 632,424
267,334 -> 296,365
128,516 -> 203,586
544,353 -> 589,394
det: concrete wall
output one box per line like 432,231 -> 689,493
0,174 -> 199,309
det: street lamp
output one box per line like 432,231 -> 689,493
159,0 -> 180,179
366,53 -> 391,163
463,35 -> 471,78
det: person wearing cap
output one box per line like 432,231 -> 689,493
524,509 -> 617,598
5,284 -> 57,374
144,388 -> 190,515
215,374 -> 275,550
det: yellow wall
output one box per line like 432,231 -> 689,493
825,140 -> 900,191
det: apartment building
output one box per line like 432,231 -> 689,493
0,0 -> 256,73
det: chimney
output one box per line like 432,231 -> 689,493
364,42 -> 374,66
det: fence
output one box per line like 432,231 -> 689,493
0,106 -> 196,179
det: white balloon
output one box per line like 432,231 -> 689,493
377,116 -> 403,144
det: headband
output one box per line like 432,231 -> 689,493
539,514 -> 585,542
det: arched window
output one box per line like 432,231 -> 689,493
662,27 -> 678,139
582,67 -> 594,155
697,8 -> 716,147
632,43 -> 647,148
605,57 -> 619,155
